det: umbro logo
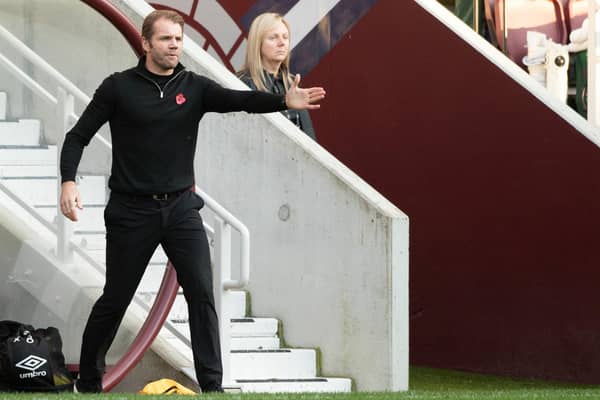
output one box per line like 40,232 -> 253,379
15,355 -> 47,371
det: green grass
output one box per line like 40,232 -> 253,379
406,367 -> 600,399
1,367 -> 600,400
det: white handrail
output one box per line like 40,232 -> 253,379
195,185 -> 250,290
0,24 -> 113,151
0,52 -> 57,105
0,24 -> 90,104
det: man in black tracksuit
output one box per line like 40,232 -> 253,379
59,10 -> 325,393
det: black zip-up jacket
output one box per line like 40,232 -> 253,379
60,57 -> 286,194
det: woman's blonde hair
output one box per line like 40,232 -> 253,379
240,13 -> 293,92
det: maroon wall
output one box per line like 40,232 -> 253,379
305,0 -> 600,383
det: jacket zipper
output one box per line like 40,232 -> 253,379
136,69 -> 185,99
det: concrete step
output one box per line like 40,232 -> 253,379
138,288 -> 246,323
164,292 -> 247,324
231,349 -> 316,379
0,165 -> 58,177
173,317 -> 277,340
1,175 -> 106,205
230,318 -> 278,338
0,92 -> 6,120
236,377 -> 352,393
167,295 -> 252,327
0,119 -> 41,145
231,336 -> 280,351
168,322 -> 279,351
0,145 -> 57,165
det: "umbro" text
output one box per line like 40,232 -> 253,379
19,370 -> 47,379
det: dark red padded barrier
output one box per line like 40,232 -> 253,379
307,0 -> 600,384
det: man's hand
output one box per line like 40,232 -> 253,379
284,74 -> 326,110
60,181 -> 83,222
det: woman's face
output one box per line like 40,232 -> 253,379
260,20 -> 289,69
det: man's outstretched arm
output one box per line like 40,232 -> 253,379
201,75 -> 325,114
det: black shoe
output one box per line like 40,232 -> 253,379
75,379 -> 102,393
202,384 -> 224,393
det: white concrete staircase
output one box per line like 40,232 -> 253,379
0,91 -> 351,393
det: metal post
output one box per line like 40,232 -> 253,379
503,0 -> 508,54
589,0 -> 598,126
473,0 -> 479,34
213,216 -> 234,387
56,87 -> 74,262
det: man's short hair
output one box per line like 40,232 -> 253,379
142,10 -> 184,40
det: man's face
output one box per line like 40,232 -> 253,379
142,18 -> 183,75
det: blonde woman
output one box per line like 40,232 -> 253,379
239,13 -> 316,141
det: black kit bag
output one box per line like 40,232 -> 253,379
0,320 -> 73,392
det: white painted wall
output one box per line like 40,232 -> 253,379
196,111 -> 409,391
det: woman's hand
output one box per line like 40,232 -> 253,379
285,74 -> 326,110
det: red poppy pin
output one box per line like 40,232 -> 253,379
175,93 -> 186,105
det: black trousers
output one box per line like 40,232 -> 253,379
77,190 -> 222,392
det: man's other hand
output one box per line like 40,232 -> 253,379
60,181 -> 83,222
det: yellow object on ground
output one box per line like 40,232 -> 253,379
139,378 -> 197,395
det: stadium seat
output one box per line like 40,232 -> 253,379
494,0 -> 567,67
566,0 -> 589,33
